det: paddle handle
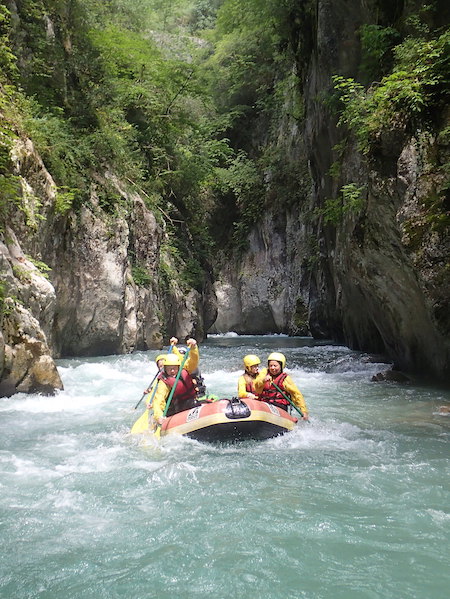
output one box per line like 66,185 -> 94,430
272,381 -> 307,420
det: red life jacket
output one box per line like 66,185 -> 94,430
159,369 -> 198,416
259,372 -> 289,406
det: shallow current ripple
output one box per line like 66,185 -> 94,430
0,335 -> 449,599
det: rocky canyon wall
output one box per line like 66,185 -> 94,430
0,136 -> 211,396
1,0 -> 448,397
211,0 -> 449,380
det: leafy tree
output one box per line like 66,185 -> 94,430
187,0 -> 223,33
0,4 -> 17,80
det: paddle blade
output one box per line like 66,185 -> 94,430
154,425 -> 161,439
130,410 -> 149,434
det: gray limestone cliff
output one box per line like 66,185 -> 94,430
0,136 -> 212,396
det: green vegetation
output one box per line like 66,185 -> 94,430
131,265 -> 152,287
26,256 -> 52,278
0,79 -> 22,224
0,0 -> 448,293
358,24 -> 400,83
0,281 -> 6,315
320,184 -> 366,225
198,0 -> 307,255
0,0 -> 318,270
333,25 -> 450,153
211,151 -> 263,254
330,8 -> 449,235
12,264 -> 32,283
0,281 -> 18,317
1,0 -> 227,278
0,4 -> 17,80
54,187 -> 77,215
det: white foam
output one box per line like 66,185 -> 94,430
54,445 -> 125,475
8,455 -> 57,479
427,509 -> 450,524
208,331 -> 239,337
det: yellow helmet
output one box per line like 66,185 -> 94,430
243,354 -> 260,369
267,352 -> 286,369
164,354 -> 182,367
155,354 -> 167,365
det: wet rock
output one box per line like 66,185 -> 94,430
1,305 -> 64,396
0,232 -> 64,397
371,370 -> 411,384
12,339 -> 63,395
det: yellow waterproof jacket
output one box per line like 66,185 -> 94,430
238,370 -> 263,398
253,368 -> 267,391
254,370 -> 308,414
152,345 -> 199,421
171,345 -> 184,359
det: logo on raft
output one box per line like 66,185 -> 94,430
187,406 -> 202,422
267,403 -> 280,416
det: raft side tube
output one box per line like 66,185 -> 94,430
160,398 -> 297,441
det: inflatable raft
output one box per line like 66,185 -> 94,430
158,397 -> 298,442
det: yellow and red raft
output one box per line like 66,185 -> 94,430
158,397 -> 298,442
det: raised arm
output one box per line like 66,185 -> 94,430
184,339 -> 199,374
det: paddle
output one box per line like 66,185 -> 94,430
134,370 -> 159,410
154,347 -> 191,439
131,377 -> 166,434
271,381 -> 308,420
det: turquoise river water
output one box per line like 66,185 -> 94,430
0,335 -> 449,599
